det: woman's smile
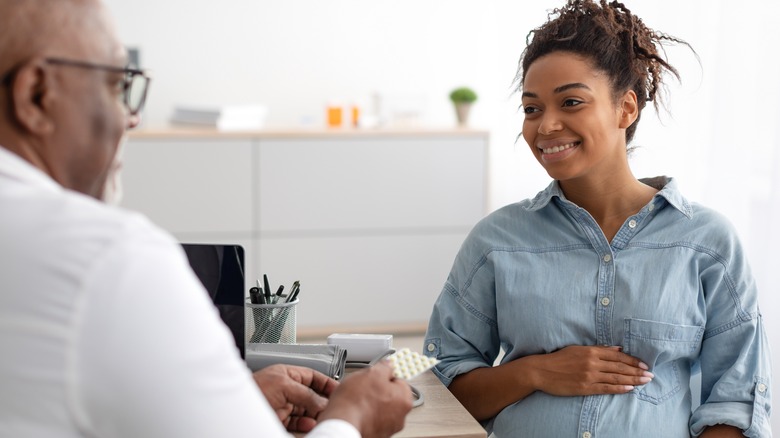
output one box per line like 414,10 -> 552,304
538,140 -> 580,163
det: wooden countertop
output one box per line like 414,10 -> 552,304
294,370 -> 486,438
394,370 -> 486,438
127,126 -> 490,140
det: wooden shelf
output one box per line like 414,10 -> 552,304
128,126 -> 489,140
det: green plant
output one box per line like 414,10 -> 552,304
449,87 -> 478,104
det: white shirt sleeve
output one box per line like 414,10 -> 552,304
67,229 -> 294,437
306,419 -> 360,438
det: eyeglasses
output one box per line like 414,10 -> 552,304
44,57 -> 151,116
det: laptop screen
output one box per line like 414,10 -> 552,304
181,244 -> 245,358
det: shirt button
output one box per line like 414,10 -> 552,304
601,297 -> 611,306
427,343 -> 436,353
758,383 -> 767,393
603,254 -> 612,263
648,204 -> 655,211
628,219 -> 637,228
583,432 -> 592,438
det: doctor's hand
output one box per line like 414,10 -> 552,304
319,361 -> 413,438
252,364 -> 338,433
527,345 -> 654,396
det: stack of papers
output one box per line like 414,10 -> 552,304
170,104 -> 268,131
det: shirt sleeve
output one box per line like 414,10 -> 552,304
690,315 -> 772,437
424,229 -> 501,386
306,419 -> 360,438
689,232 -> 772,437
69,225 -> 294,438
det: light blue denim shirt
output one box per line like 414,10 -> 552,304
424,177 -> 771,437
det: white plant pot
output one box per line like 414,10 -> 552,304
454,102 -> 472,126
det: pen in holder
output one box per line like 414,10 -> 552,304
246,298 -> 298,344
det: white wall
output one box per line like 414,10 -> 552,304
105,0 -> 779,432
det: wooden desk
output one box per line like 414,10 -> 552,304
394,370 -> 486,438
295,370 -> 486,438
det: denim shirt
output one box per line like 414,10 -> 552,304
424,177 -> 772,437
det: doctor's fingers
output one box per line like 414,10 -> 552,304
283,384 -> 330,419
284,408 -> 320,433
282,364 -> 340,398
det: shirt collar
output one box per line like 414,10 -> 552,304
639,176 -> 692,218
525,176 -> 693,218
0,145 -> 62,193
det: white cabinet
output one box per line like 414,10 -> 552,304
121,129 -> 487,334
121,138 -> 254,234
257,137 -> 485,231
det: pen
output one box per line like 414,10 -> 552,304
263,274 -> 272,303
273,285 -> 284,304
249,287 -> 260,304
284,282 -> 296,303
287,281 -> 300,303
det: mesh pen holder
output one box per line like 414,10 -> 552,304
246,299 -> 298,344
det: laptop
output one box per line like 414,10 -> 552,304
181,243 -> 245,358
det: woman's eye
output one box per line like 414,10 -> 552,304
523,106 -> 539,115
562,99 -> 583,107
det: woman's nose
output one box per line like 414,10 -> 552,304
538,112 -> 563,135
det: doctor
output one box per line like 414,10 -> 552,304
0,0 -> 412,437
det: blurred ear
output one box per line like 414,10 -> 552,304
9,58 -> 56,136
618,89 -> 639,129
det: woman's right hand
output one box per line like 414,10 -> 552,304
449,345 -> 654,421
524,345 -> 653,396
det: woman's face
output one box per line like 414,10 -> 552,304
521,51 -> 637,183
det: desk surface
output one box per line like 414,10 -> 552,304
294,370 -> 486,438
394,370 -> 486,438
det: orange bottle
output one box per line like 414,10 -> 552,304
351,105 -> 360,128
327,104 -> 342,128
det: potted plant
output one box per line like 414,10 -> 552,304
449,87 -> 478,126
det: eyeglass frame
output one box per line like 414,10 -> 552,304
1,57 -> 151,117
46,57 -> 151,116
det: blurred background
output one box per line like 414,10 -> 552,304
105,0 -> 780,432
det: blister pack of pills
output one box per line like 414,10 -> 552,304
387,348 -> 440,380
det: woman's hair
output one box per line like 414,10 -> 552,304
516,0 -> 693,143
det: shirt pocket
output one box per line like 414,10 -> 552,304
622,318 -> 704,405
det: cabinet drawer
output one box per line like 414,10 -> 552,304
257,137 -> 486,232
122,139 -> 253,234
